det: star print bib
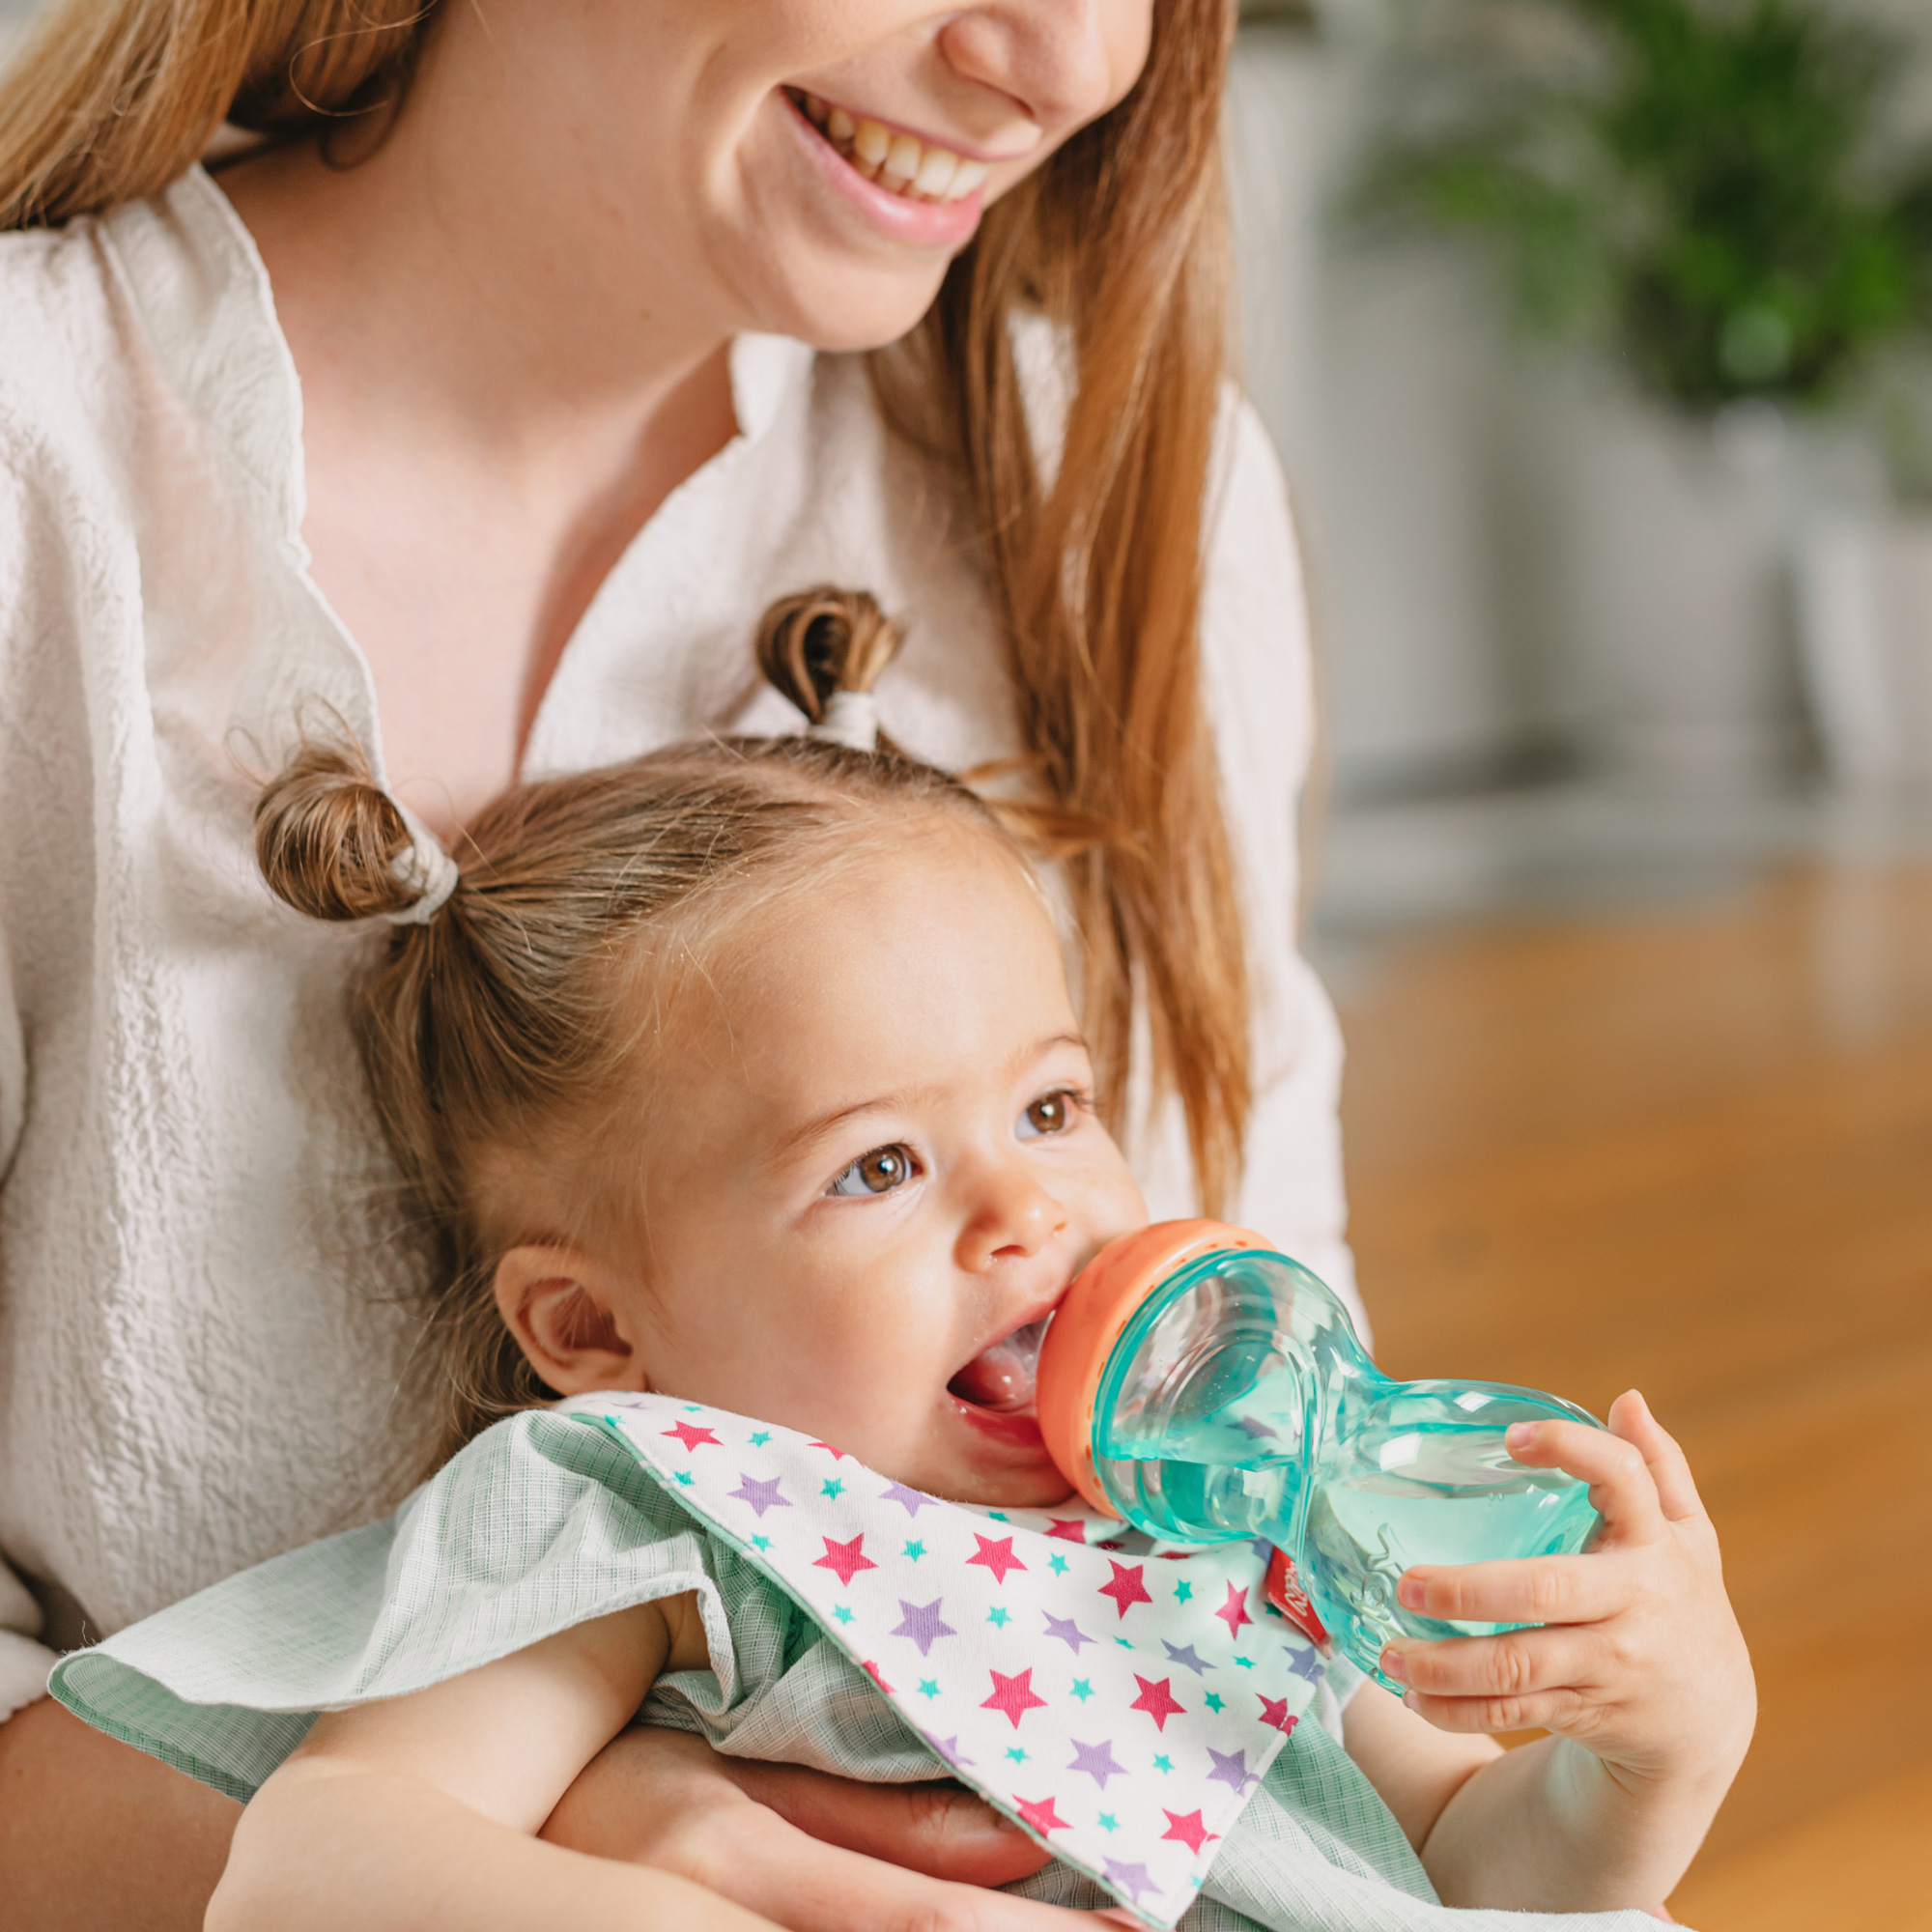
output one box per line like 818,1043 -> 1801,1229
554,1392 -> 1329,1927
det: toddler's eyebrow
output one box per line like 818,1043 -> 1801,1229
769,1031 -> 1090,1164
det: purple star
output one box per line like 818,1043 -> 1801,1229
1207,1747 -> 1258,1795
1042,1612 -> 1094,1655
1065,1738 -> 1127,1789
1250,1537 -> 1277,1561
1286,1643 -> 1323,1683
1161,1640 -> 1213,1675
1103,1861 -> 1158,1905
880,1482 -> 932,1517
927,1734 -> 975,1768
729,1474 -> 792,1518
890,1597 -> 958,1657
1232,1415 -> 1280,1440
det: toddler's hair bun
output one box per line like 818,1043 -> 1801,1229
754,586 -> 904,733
254,740 -> 440,923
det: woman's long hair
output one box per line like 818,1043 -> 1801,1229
0,0 -> 1252,1214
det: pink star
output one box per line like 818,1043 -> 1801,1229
1257,1693 -> 1298,1736
981,1667 -> 1048,1729
1214,1580 -> 1254,1636
1161,1809 -> 1220,1855
663,1420 -> 721,1453
967,1533 -> 1027,1584
812,1533 -> 878,1586
1097,1559 -> 1152,1619
1045,1518 -> 1089,1542
862,1660 -> 895,1694
1129,1674 -> 1186,1730
1014,1794 -> 1069,1835
809,1440 -> 851,1461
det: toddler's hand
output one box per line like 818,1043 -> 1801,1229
1380,1391 -> 1754,1797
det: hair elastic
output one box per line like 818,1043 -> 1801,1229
808,690 -> 880,754
383,801 -> 461,926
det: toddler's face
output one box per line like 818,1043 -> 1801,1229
502,819 -> 1148,1507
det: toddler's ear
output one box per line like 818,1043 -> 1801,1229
494,1244 -> 644,1396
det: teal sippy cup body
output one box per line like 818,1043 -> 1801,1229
1038,1227 -> 1604,1688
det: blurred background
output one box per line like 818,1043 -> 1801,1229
4,0 -> 1931,1925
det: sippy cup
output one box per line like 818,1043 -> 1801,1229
1036,1221 -> 1605,1689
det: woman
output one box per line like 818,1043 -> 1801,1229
0,0 -> 1354,1923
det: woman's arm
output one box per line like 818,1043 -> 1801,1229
0,1695 -> 242,1929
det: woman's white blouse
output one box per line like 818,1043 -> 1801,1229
0,169 -> 1355,1699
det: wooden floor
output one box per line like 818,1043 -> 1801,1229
1333,864 -> 1932,1931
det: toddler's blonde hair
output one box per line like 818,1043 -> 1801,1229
256,589 -> 1022,1466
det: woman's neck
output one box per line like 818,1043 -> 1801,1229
214,77 -> 745,831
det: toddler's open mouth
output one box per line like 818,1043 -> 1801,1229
947,1317 -> 1049,1416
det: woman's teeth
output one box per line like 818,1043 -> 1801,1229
796,92 -> 991,204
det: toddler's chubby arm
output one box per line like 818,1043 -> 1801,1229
208,1595 -> 1117,1932
205,1596 -> 775,1932
1342,1392 -> 1754,1916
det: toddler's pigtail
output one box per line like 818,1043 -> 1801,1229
254,741 -> 456,924
754,586 -> 905,756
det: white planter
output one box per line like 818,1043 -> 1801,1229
1795,513 -> 1932,791
1501,367 -> 1885,790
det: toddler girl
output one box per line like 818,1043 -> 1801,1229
52,592 -> 1751,1932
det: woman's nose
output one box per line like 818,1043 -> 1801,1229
957,1160 -> 1068,1272
937,0 -> 1138,134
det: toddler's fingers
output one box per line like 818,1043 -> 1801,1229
1397,1552 -> 1629,1629
1381,1625 -> 1605,1702
1399,1684 -> 1593,1739
1607,1390 -> 1705,1525
1503,1416 -> 1665,1548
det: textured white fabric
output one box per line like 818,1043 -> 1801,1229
0,166 -> 1355,1644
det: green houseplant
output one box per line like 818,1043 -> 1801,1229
1358,0 -> 1932,413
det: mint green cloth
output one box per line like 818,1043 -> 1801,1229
51,1410 -> 1682,1931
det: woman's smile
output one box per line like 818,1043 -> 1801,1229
778,87 -> 994,249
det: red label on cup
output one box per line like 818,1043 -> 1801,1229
1264,1547 -> 1332,1654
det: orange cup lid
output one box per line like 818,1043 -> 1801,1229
1037,1218 -> 1271,1516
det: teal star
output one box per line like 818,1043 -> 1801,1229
1098,1812 -> 1119,1833
919,1679 -> 941,1700
1070,1678 -> 1094,1702
833,1605 -> 855,1625
821,1478 -> 845,1500
1049,1552 -> 1068,1575
1115,1636 -> 1134,1649
1234,1655 -> 1255,1669
674,1470 -> 694,1486
752,1534 -> 772,1550
1153,1754 -> 1174,1774
1005,1747 -> 1029,1765
1175,1580 -> 1193,1603
684,1403 -> 702,1412
749,1431 -> 772,1447
986,1605 -> 1010,1629
1204,1690 -> 1226,1713
988,1511 -> 1009,1521
903,1539 -> 926,1561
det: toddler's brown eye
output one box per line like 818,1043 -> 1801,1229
1020,1093 -> 1071,1138
827,1145 -> 917,1197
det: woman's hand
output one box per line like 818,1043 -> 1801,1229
1382,1390 -> 1755,1792
541,1725 -> 1105,1929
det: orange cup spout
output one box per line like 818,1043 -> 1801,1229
1036,1219 -> 1272,1517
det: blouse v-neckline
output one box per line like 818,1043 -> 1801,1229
130,165 -> 818,799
